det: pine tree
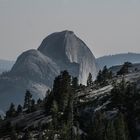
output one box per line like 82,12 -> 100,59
47,71 -> 76,139
110,78 -> 136,112
0,115 -> 3,123
31,99 -> 36,112
60,123 -> 72,140
24,90 -> 32,112
51,100 -> 59,130
104,121 -> 116,140
6,103 -> 16,118
53,70 -> 71,112
115,113 -> 130,140
87,73 -> 93,87
96,70 -> 103,84
111,79 -> 126,111
102,66 -> 108,77
64,95 -> 74,139
117,62 -> 132,75
16,104 -> 23,115
37,98 -> 42,105
72,77 -> 79,90
89,111 -> 106,140
108,71 -> 113,79
96,66 -> 112,86
44,89 -> 51,102
10,126 -> 18,140
45,91 -> 54,113
101,66 -> 109,85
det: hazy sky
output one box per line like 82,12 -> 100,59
0,0 -> 140,60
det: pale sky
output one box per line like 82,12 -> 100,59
0,0 -> 140,60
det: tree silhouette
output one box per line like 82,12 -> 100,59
17,105 -> 23,115
87,73 -> 93,87
24,90 -> 32,112
6,103 -> 16,118
117,62 -> 132,75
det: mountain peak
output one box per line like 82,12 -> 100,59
0,31 -> 98,111
38,30 -> 98,84
61,30 -> 74,34
37,30 -> 76,63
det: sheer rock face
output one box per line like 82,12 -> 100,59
0,30 -> 98,111
38,30 -> 98,84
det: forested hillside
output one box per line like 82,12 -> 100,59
0,63 -> 140,140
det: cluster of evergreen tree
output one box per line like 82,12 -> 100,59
110,79 -> 139,111
88,111 -> 130,140
87,66 -> 112,88
86,79 -> 140,140
95,66 -> 112,86
0,91 -> 45,138
110,79 -> 140,140
45,70 -> 81,140
0,71 -> 81,139
117,62 -> 132,75
1,69 -> 140,140
6,90 -> 43,119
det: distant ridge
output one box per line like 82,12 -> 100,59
97,53 -> 140,69
0,59 -> 14,74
